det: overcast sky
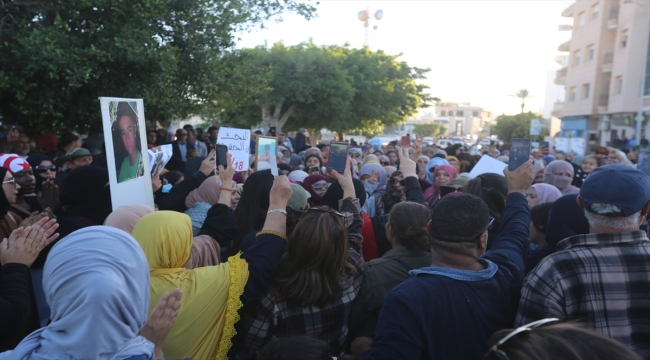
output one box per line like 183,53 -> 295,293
237,0 -> 574,117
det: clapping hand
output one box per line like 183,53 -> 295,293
139,289 -> 183,360
0,218 -> 59,267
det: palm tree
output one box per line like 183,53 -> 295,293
510,89 -> 534,113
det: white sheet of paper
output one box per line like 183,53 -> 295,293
147,144 -> 173,176
269,149 -> 279,176
216,128 -> 250,171
468,154 -> 507,178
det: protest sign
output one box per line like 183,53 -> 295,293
100,97 -> 154,210
255,136 -> 279,176
468,154 -> 507,178
216,128 -> 250,171
148,144 -> 173,176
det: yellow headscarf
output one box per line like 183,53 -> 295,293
132,211 -> 249,360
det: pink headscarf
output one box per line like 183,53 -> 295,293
543,161 -> 580,195
530,184 -> 562,204
423,164 -> 458,201
104,204 -> 155,234
185,177 -> 221,209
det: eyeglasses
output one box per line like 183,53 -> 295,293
380,161 -> 389,166
35,165 -> 57,173
2,178 -> 15,186
485,318 -> 560,360
389,178 -> 406,186
311,183 -> 331,190
351,153 -> 361,158
301,207 -> 346,226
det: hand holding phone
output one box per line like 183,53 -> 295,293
401,135 -> 410,147
308,166 -> 320,174
215,144 -> 228,169
327,141 -> 350,174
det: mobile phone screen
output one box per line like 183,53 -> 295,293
638,150 -> 650,177
215,144 -> 228,169
508,138 -> 531,171
327,141 -> 349,173
401,135 -> 410,147
308,166 -> 320,174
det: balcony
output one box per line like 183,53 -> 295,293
558,24 -> 573,31
598,94 -> 609,114
554,55 -> 567,65
555,67 -> 568,85
608,7 -> 619,29
551,102 -> 564,117
561,3 -> 575,17
601,50 -> 614,73
558,40 -> 571,52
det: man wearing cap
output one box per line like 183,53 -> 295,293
516,163 -> 650,358
55,148 -> 94,184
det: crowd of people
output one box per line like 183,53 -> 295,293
1,124 -> 650,360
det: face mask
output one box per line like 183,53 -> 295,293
162,184 -> 173,193
364,180 -> 379,195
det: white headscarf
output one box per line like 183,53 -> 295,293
0,226 -> 154,360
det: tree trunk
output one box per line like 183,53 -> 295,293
259,100 -> 298,134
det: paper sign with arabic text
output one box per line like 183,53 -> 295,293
216,128 -> 250,171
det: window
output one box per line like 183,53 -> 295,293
569,87 -> 577,102
472,111 -> 479,117
574,50 -> 581,65
587,45 -> 595,61
592,3 -> 599,19
621,30 -> 628,48
582,84 -> 590,99
579,12 -> 585,26
616,76 -> 623,94
456,110 -> 464,116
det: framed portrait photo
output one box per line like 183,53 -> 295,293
255,136 -> 278,174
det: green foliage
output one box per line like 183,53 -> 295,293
510,89 -> 534,113
413,122 -> 447,137
221,42 -> 432,135
492,112 -> 548,141
0,0 -> 316,134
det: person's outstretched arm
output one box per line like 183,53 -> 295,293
158,152 -> 215,212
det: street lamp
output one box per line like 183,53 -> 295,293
357,7 -> 383,46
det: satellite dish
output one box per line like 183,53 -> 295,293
375,9 -> 383,20
358,10 -> 367,21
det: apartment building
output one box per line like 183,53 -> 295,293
432,102 -> 493,137
554,0 -> 650,149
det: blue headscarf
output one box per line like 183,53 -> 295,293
542,155 -> 556,165
426,158 -> 450,184
348,147 -> 362,157
359,163 -> 387,195
1,226 -> 154,360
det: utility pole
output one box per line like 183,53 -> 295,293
357,7 -> 383,46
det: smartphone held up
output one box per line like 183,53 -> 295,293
327,141 -> 350,174
508,138 -> 531,171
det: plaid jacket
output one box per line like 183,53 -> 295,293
235,198 -> 364,358
516,231 -> 650,357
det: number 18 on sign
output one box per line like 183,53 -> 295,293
216,128 -> 251,171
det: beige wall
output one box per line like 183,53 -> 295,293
607,0 -> 650,113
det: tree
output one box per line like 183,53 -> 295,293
222,43 -> 432,137
0,0 -> 316,134
510,89 -> 534,113
492,112 -> 548,141
413,122 -> 447,138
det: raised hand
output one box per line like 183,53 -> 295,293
504,159 -> 534,195
139,289 -> 183,360
368,170 -> 379,184
200,149 -> 217,176
152,173 -> 162,193
218,153 -> 235,188
399,147 -> 418,178
38,179 -> 60,214
331,157 -> 355,199
269,175 -> 293,209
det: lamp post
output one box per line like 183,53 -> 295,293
357,7 -> 383,46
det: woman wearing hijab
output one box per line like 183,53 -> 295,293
0,166 -> 24,241
0,155 -> 42,221
184,177 -> 221,235
543,160 -> 580,195
377,155 -> 390,167
375,170 -> 406,216
301,174 -> 328,207
421,158 -> 450,202
0,226 -> 178,360
288,170 -> 309,185
359,163 -> 388,218
424,164 -> 458,208
132,176 -> 293,360
525,183 -> 562,208
348,147 -> 362,164
445,156 -> 461,174
105,204 -> 156,234
525,194 -> 589,273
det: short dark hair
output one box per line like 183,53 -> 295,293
388,202 -> 430,252
429,194 -> 488,253
316,143 -> 329,150
485,323 -> 643,360
183,124 -> 194,131
186,129 -> 196,136
531,202 -> 554,234
207,126 -> 218,133
256,336 -> 331,360
60,132 -> 80,147
463,173 -> 508,222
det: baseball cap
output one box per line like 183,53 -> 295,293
287,184 -> 310,211
580,164 -> 650,217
